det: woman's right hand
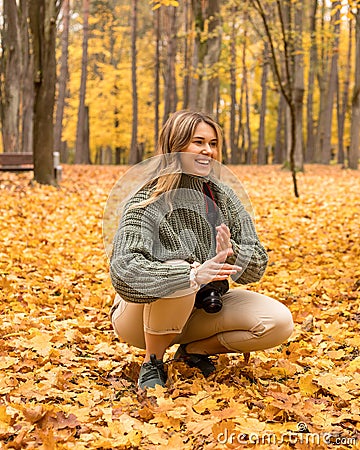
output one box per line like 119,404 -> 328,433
195,249 -> 242,285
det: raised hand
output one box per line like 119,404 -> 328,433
195,248 -> 241,285
215,223 -> 232,254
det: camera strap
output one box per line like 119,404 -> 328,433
203,182 -> 218,238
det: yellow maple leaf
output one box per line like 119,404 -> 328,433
24,331 -> 53,357
299,374 -> 320,395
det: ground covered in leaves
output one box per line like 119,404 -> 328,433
0,164 -> 359,449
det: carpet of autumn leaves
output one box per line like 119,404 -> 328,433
0,164 -> 360,450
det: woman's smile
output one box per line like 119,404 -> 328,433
180,122 -> 218,176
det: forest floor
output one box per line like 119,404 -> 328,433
0,164 -> 359,449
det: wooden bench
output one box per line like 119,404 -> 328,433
0,152 -> 34,171
0,152 -> 62,181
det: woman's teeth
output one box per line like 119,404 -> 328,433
196,159 -> 210,165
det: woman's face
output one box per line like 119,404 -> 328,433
180,122 -> 218,177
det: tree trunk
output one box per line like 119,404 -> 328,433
162,5 -> 178,123
75,0 -> 90,164
285,103 -> 292,164
182,0 -> 191,109
84,105 -> 90,163
236,47 -> 245,164
337,19 -> 352,166
314,0 -> 329,163
235,9 -> 250,165
245,73 -> 252,165
29,0 -> 60,185
20,0 -> 34,154
257,41 -> 269,165
54,0 -> 69,155
349,7 -> 360,170
321,0 -> 340,164
230,4 -> 238,164
2,0 -> 21,153
305,0 -> 318,163
293,0 -> 304,170
154,7 -> 160,149
189,0 -> 221,115
129,0 -> 139,164
274,92 -> 285,164
250,0 -> 299,196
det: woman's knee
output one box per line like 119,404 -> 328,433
218,301 -> 294,353
111,298 -> 146,349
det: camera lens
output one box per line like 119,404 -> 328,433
202,290 -> 223,313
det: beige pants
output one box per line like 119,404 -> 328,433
111,288 -> 294,353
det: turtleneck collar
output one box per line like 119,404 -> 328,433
179,172 -> 214,190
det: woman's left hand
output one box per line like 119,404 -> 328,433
216,223 -> 232,254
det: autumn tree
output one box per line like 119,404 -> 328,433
349,3 -> 360,170
257,41 -> 269,165
154,6 -> 161,147
241,8 -> 252,165
321,0 -> 341,164
129,0 -> 139,164
29,0 -> 62,185
54,0 -> 70,161
229,2 -> 239,164
182,0 -> 192,110
337,19 -> 353,166
20,0 -> 34,155
189,0 -> 222,115
250,0 -> 304,196
75,0 -> 90,164
1,0 -> 22,153
305,0 -> 318,163
162,5 -> 178,123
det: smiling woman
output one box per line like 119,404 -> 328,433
179,122 -> 219,177
109,110 -> 294,390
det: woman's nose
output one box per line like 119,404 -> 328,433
201,143 -> 212,154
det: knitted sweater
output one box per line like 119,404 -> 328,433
110,173 -> 268,303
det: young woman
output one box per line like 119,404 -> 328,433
109,110 -> 293,389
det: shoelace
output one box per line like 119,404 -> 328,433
140,356 -> 166,383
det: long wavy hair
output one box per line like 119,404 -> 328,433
133,110 -> 223,209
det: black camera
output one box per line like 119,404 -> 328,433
195,280 -> 229,314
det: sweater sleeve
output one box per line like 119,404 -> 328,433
223,186 -> 268,284
110,199 -> 192,303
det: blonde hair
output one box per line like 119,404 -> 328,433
133,110 -> 223,209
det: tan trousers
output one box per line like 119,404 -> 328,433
111,288 -> 293,353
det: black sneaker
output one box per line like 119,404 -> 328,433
138,354 -> 167,389
174,344 -> 216,377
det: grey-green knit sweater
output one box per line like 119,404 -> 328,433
110,174 -> 268,303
